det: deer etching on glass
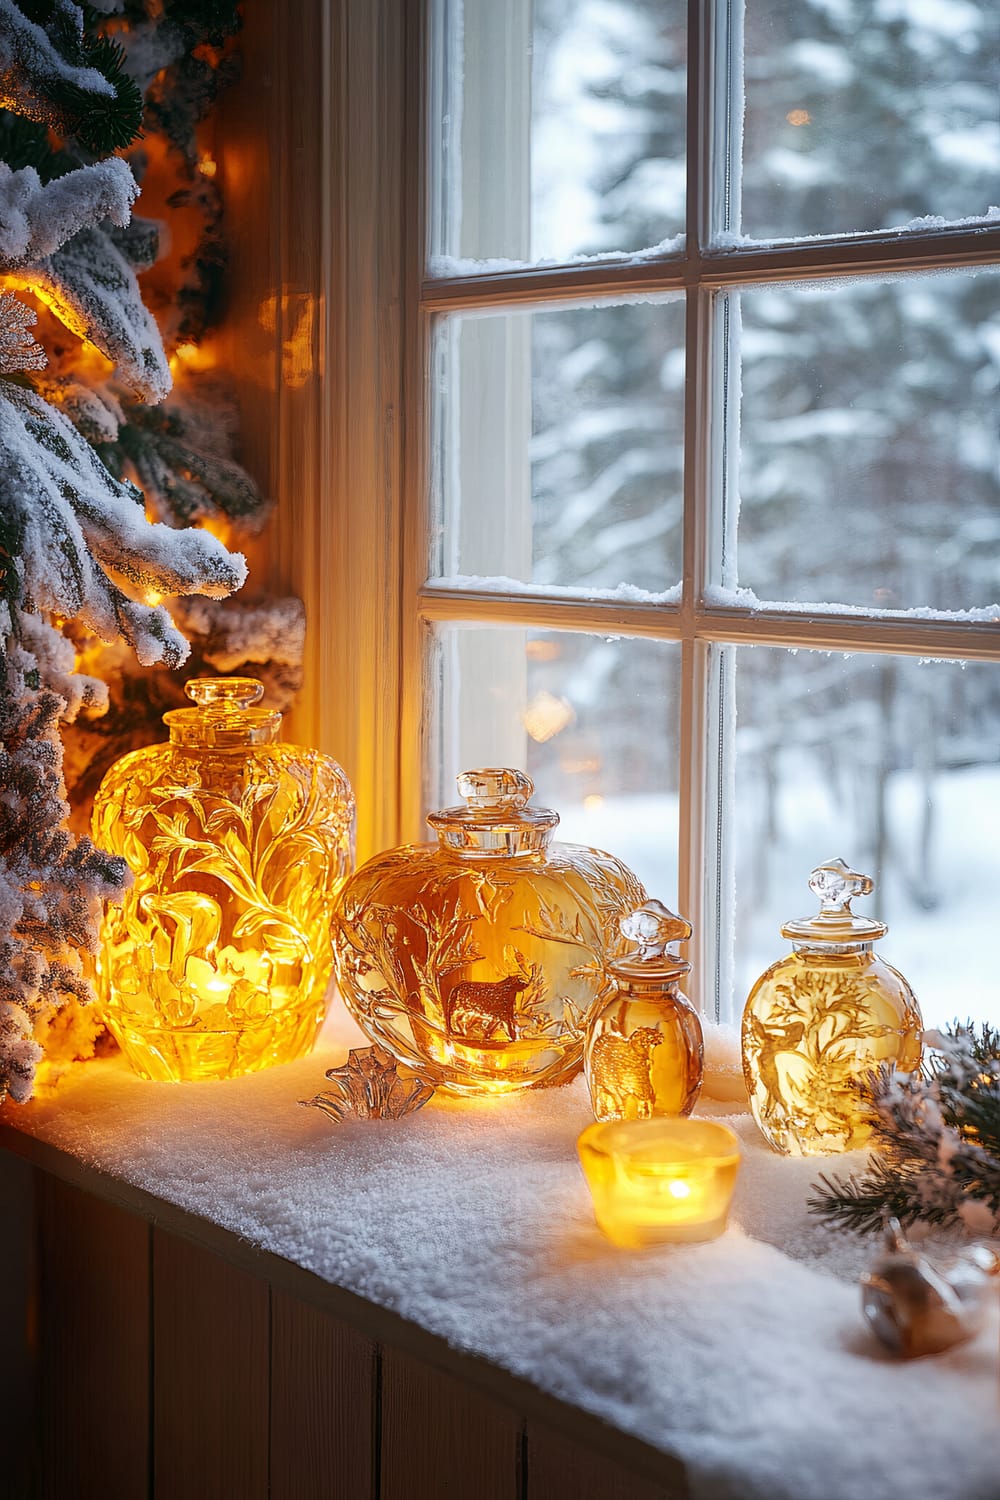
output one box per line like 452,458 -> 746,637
589,1026 -> 664,1119
442,973 -> 530,1042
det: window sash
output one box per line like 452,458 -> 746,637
395,0 -> 1000,1017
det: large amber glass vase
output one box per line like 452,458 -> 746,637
585,900 -> 704,1122
333,768 -> 646,1095
741,859 -> 922,1155
92,677 -> 356,1082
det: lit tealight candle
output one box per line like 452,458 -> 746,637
577,1117 -> 741,1247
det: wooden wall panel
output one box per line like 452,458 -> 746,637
526,1422 -> 689,1500
152,1229 -> 269,1500
0,1155 -> 35,1500
380,1348 -> 522,1500
35,1174 -> 151,1500
270,1288 -> 376,1500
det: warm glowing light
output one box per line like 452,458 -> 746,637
525,639 -> 561,662
786,108 -> 811,126
93,678 -> 356,1082
198,155 -> 218,179
257,289 -> 319,388
583,793 -> 604,813
169,340 -> 218,379
577,1117 -> 741,1247
523,689 -> 575,743
560,755 -> 601,776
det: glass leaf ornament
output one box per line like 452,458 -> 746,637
301,1045 -> 436,1123
741,859 -> 922,1156
92,677 -> 355,1081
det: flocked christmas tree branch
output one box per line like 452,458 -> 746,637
0,0 -> 255,1103
808,1024 -> 1000,1237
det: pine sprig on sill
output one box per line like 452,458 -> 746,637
808,1157 -> 932,1235
808,1022 -> 1000,1237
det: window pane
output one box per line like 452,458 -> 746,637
430,0 -> 686,266
740,0 -> 1000,241
430,625 -> 680,901
731,647 -> 1000,1028
735,270 -> 1000,612
432,300 -> 685,595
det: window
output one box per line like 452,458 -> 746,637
398,0 -> 1000,1029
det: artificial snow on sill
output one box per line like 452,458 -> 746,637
427,574 -> 683,607
703,584 -> 1000,625
5,1007 -> 1000,1500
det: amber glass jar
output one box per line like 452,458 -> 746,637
92,677 -> 355,1081
333,768 -> 646,1095
741,859 -> 922,1155
586,900 -> 703,1122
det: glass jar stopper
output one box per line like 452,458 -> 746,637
606,899 -> 692,982
781,857 -> 887,944
164,675 -> 281,747
186,676 -> 265,709
427,767 -> 559,856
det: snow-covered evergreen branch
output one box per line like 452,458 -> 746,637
0,0 -> 142,153
0,1 -> 254,1103
0,637 -> 126,1103
0,156 -> 136,263
809,1025 -> 1000,1236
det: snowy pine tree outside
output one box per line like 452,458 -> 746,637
430,0 -> 1000,1027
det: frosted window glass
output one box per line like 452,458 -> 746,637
732,647 -> 1000,1028
432,299 -> 685,595
430,625 -> 680,902
741,0 -> 1000,241
736,270 -> 1000,612
430,0 -> 686,265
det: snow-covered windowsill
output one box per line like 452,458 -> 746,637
3,1007 -> 999,1500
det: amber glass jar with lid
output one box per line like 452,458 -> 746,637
333,768 -> 647,1095
586,900 -> 704,1122
741,858 -> 922,1155
92,677 -> 355,1082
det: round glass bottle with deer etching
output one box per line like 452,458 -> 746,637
741,859 -> 923,1156
92,677 -> 356,1083
333,769 -> 647,1095
585,901 -> 703,1122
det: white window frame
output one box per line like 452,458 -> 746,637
271,0 -> 1000,1020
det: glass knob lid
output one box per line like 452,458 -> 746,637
607,899 -> 692,982
456,767 -> 533,809
427,767 -> 559,856
186,676 -> 265,709
781,857 -> 887,945
164,675 -> 281,747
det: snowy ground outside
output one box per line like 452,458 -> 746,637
556,762 -> 1000,1029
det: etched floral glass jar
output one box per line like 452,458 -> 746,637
333,768 -> 647,1095
92,677 -> 356,1082
585,900 -> 704,1122
741,858 -> 922,1155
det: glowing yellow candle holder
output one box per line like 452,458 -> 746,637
92,677 -> 355,1082
577,1117 -> 741,1247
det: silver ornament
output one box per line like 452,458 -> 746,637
860,1219 -> 994,1358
